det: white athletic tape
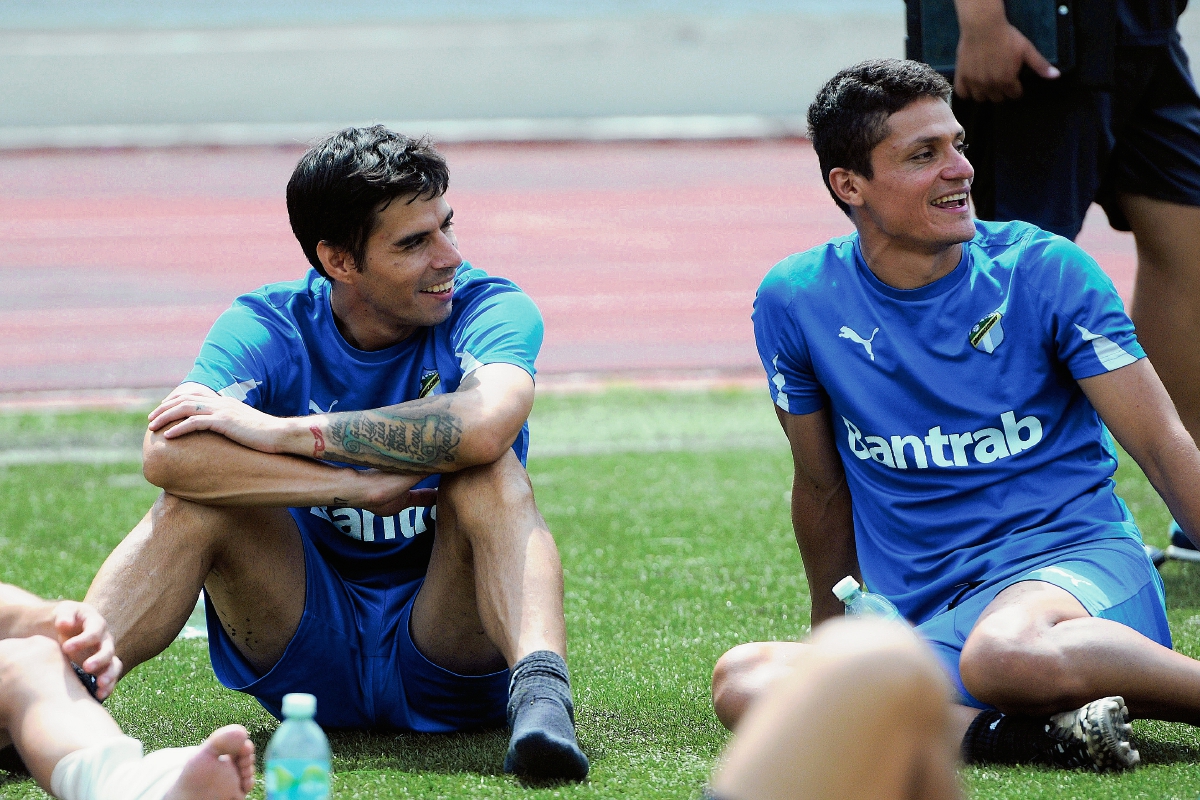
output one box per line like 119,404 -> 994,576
50,735 -> 200,800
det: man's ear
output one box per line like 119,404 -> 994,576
828,168 -> 866,210
316,241 -> 358,283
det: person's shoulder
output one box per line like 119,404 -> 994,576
970,220 -> 1096,276
448,262 -> 536,311
972,221 -> 1115,310
971,219 -> 1082,260
759,233 -> 858,299
227,268 -> 325,320
970,219 -> 1043,251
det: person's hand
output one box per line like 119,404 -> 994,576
954,18 -> 1059,102
149,391 -> 290,455
53,601 -> 122,700
356,470 -> 439,517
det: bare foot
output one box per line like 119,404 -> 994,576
163,725 -> 255,800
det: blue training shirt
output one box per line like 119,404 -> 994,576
753,220 -> 1146,624
184,261 -> 543,570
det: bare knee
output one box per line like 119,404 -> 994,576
145,492 -> 274,562
439,450 -> 537,527
712,643 -> 787,731
960,615 -> 1084,711
150,491 -> 231,536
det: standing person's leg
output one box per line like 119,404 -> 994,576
0,635 -> 254,800
409,448 -> 586,780
1108,40 -> 1200,499
1121,195 -> 1200,449
709,619 -> 962,800
85,492 -> 306,677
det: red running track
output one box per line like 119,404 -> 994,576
0,141 -> 1137,396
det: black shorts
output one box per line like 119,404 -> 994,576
955,36 -> 1200,238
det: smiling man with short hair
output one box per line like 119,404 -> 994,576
85,126 -> 587,782
711,59 -> 1200,772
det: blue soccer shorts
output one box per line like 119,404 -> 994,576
915,537 -> 1171,709
205,512 -> 509,731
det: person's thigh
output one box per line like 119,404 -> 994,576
917,540 -> 1169,708
206,518 -> 375,728
209,513 -> 509,732
711,641 -> 811,727
380,582 -> 509,732
407,488 -> 506,676
199,503 -> 306,676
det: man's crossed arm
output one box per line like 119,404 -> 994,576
141,363 -> 534,514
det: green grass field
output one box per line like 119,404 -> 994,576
2,388 -> 1200,798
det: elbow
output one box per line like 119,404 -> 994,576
141,426 -> 202,493
141,429 -> 173,488
462,428 -> 515,469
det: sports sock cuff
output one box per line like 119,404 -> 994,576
507,650 -> 574,726
962,710 -> 1044,765
509,650 -> 571,691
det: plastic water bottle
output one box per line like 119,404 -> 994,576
832,575 -> 903,621
265,693 -> 331,800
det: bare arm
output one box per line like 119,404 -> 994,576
151,364 -> 534,474
777,406 -> 859,628
313,364 -> 533,471
951,0 -> 1059,102
143,384 -> 434,514
1080,359 -> 1200,544
0,582 -> 58,639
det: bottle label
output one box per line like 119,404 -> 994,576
266,758 -> 330,800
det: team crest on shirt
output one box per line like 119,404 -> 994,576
969,311 -> 1005,354
418,368 -> 441,398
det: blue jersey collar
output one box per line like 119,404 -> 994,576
853,238 -> 971,302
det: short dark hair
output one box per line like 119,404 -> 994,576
807,59 -> 952,215
287,125 -> 450,277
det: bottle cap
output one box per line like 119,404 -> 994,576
281,693 -> 317,719
832,576 -> 861,602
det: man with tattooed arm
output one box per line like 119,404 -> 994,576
85,126 -> 588,781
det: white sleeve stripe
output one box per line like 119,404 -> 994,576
216,378 -> 261,401
770,355 -> 790,413
1074,324 -> 1138,371
457,350 -> 484,376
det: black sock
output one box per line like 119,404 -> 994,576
962,709 -> 1048,764
504,650 -> 589,781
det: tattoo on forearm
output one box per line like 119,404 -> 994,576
311,425 -> 325,459
328,410 -> 463,468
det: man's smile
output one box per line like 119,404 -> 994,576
931,190 -> 970,209
420,280 -> 454,295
